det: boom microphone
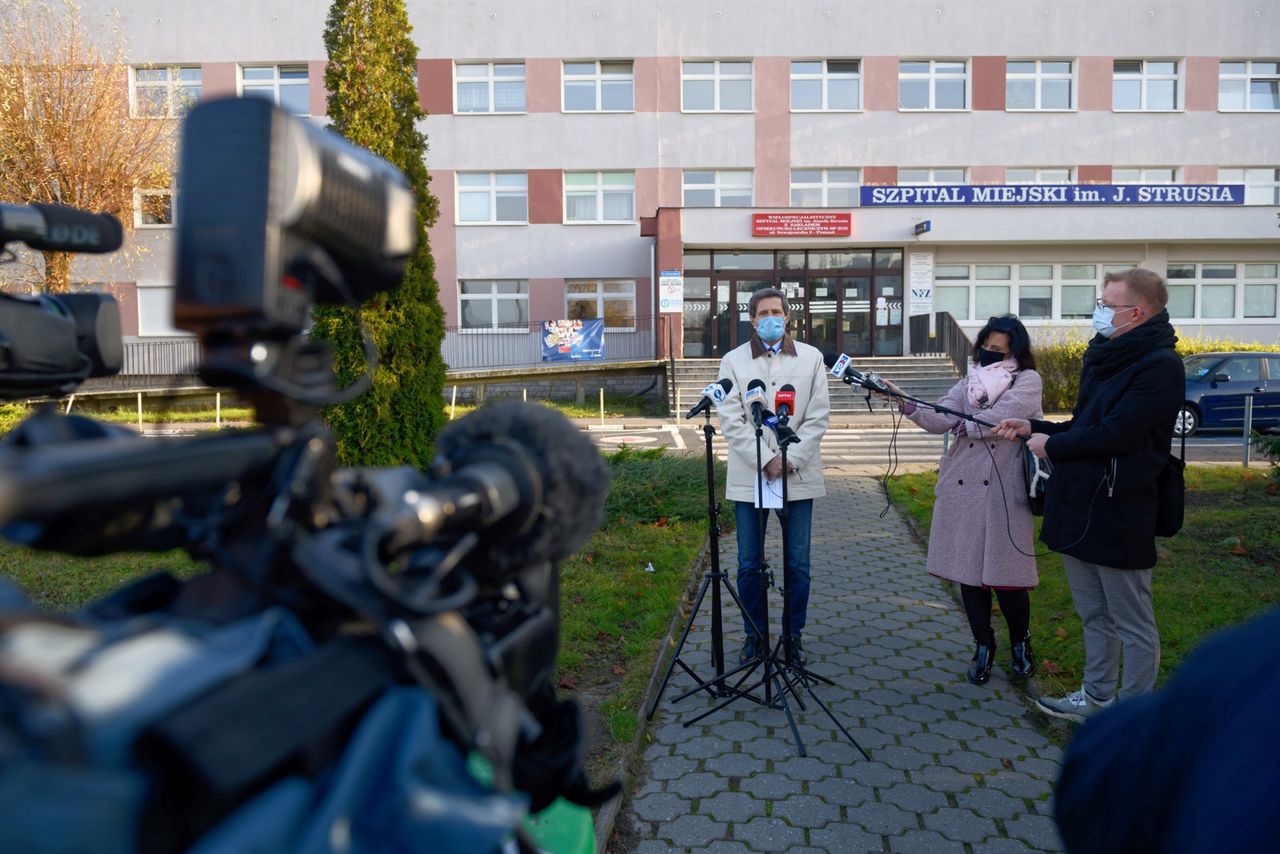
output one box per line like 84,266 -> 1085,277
774,384 -> 796,420
762,411 -> 799,447
744,379 -> 767,426
0,203 -> 124,254
685,378 -> 733,419
830,353 -> 889,393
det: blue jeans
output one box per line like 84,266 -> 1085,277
734,499 -> 814,642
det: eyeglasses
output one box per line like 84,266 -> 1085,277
1095,300 -> 1137,310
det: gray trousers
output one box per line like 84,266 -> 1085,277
1062,555 -> 1160,701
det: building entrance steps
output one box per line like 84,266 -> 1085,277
621,470 -> 1064,853
668,357 -> 962,417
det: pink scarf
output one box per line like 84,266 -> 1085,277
966,358 -> 1016,410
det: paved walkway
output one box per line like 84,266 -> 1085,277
622,469 -> 1064,853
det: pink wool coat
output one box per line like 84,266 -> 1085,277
907,369 -> 1044,589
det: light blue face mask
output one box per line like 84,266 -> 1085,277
1092,304 -> 1137,338
756,315 -> 786,342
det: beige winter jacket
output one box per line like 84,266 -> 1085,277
716,335 -> 830,503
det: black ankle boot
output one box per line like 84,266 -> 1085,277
1010,633 -> 1035,680
967,631 -> 996,685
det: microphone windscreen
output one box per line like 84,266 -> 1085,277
435,401 -> 609,571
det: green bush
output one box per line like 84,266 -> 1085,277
1255,432 -> 1280,481
1034,326 -> 1280,413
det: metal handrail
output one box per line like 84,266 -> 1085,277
908,312 -> 972,375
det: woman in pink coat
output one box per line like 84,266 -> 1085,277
881,315 -> 1043,685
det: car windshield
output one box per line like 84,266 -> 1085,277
1183,355 -> 1219,380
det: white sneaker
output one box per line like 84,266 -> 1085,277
1036,687 -> 1114,723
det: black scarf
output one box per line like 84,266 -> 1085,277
1081,309 -> 1178,380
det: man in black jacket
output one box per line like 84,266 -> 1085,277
996,267 -> 1183,722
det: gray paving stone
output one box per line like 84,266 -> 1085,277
642,741 -> 673,761
846,760 -> 909,787
936,749 -> 1006,775
669,771 -> 726,799
864,715 -> 925,737
925,719 -> 988,741
955,785 -> 1031,820
714,719 -> 769,742
879,782 -> 949,814
922,806 -> 999,843
699,791 -> 765,824
704,843 -> 753,854
1006,812 -> 1065,851
910,765 -> 981,794
662,813 -> 726,848
679,735 -> 735,759
774,755 -> 835,781
970,840 -> 1035,853
899,732 -> 959,755
705,752 -> 767,777
647,755 -> 699,781
889,830 -> 968,853
1014,755 -> 1063,779
738,773 -> 803,799
634,840 -> 674,854
771,794 -> 841,829
741,734 -> 798,761
732,816 -> 808,852
847,800 -> 919,836
969,737 -> 1030,760
872,745 -> 934,771
808,775 -> 876,807
631,791 -> 689,823
984,770 -> 1054,800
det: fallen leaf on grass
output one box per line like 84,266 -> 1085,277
1267,481 -> 1277,496
1230,536 -> 1247,555
654,517 -> 669,528
559,674 -> 578,689
1054,627 -> 1068,640
611,664 -> 626,675
1041,659 -> 1061,675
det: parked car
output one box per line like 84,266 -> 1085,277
1178,352 -> 1280,437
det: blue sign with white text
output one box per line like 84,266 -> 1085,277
541,318 -> 605,362
859,184 -> 1245,207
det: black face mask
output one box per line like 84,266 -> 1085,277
977,348 -> 1005,367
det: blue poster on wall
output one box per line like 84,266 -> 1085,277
541,318 -> 605,362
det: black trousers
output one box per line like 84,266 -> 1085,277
960,584 -> 1030,645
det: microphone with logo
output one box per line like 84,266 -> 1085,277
684,378 -> 733,420
744,379 -> 767,427
773,384 -> 796,423
0,203 -> 124,254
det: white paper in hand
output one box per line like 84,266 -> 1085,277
754,475 -> 784,509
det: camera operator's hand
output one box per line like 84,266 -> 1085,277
995,418 -> 1032,440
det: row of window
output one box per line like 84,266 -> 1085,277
936,263 -> 1280,322
458,279 -> 637,331
127,58 -> 1280,118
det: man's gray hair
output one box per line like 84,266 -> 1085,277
748,286 -> 789,318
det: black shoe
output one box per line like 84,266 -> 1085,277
967,631 -> 996,685
1010,633 -> 1035,680
739,635 -> 763,666
786,636 -> 806,667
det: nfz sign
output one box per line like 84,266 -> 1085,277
860,184 -> 1245,207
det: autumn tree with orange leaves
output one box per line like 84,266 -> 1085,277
0,0 -> 176,291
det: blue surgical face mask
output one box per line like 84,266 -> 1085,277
1092,304 -> 1137,338
756,315 -> 786,342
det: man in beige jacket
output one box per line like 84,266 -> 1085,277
717,287 -> 830,666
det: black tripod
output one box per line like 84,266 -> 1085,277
647,410 -> 769,718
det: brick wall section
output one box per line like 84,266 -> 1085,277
419,58 -> 453,115
525,58 -> 561,113
753,57 -> 791,207
1078,56 -> 1112,110
528,277 -> 564,322
1184,57 -> 1220,111
655,57 -> 682,112
200,62 -> 238,99
1077,165 -> 1112,183
308,61 -> 327,117
527,169 -> 564,224
969,165 -> 1005,184
971,57 -> 1006,110
862,166 -> 898,185
428,170 -> 458,325
633,57 -> 660,112
1183,165 -> 1218,183
862,56 -> 899,111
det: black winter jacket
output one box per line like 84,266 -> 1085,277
1030,314 -> 1183,569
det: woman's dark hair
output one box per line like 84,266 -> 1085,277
973,314 -> 1036,371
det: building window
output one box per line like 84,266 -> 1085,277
241,65 -> 310,116
134,188 -> 174,228
682,60 -> 752,111
456,62 -> 526,113
459,280 -> 529,331
566,280 -> 636,330
1006,168 -> 1073,184
1113,60 -> 1179,111
682,170 -> 753,207
563,61 -> 633,112
897,168 -> 966,186
1165,262 -> 1278,320
564,171 -> 635,222
1244,264 -> 1279,318
456,172 -> 528,224
1017,265 -> 1055,319
899,60 -> 967,110
1060,264 -> 1098,319
790,168 -> 860,206
1219,60 -> 1280,111
1218,168 -> 1280,205
790,59 -> 861,111
131,66 -> 201,117
1006,60 -> 1073,110
1112,167 -> 1178,184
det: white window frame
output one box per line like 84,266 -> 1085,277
1005,168 -> 1074,184
681,60 -> 753,112
682,170 -> 754,207
133,188 -> 174,229
1219,60 -> 1280,111
934,263 -> 1150,324
563,171 -> 636,223
1005,60 -> 1074,111
1243,264 -> 1279,319
562,60 -> 634,112
1112,59 -> 1181,111
790,59 -> 861,112
790,168 -> 861,207
458,280 -> 530,333
898,60 -> 968,111
1111,167 -> 1178,184
1166,263 -> 1253,321
455,61 -> 526,114
897,168 -> 967,186
455,172 -> 529,225
130,65 -> 201,118
240,64 -> 310,116
565,279 -> 637,332
1218,168 -> 1280,205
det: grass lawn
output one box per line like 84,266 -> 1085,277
446,394 -> 668,421
886,466 -> 1280,700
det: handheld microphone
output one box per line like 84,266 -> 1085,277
744,379 -> 766,426
774,384 -> 796,421
684,378 -> 733,420
0,203 -> 124,254
762,411 -> 800,447
831,353 -> 853,380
